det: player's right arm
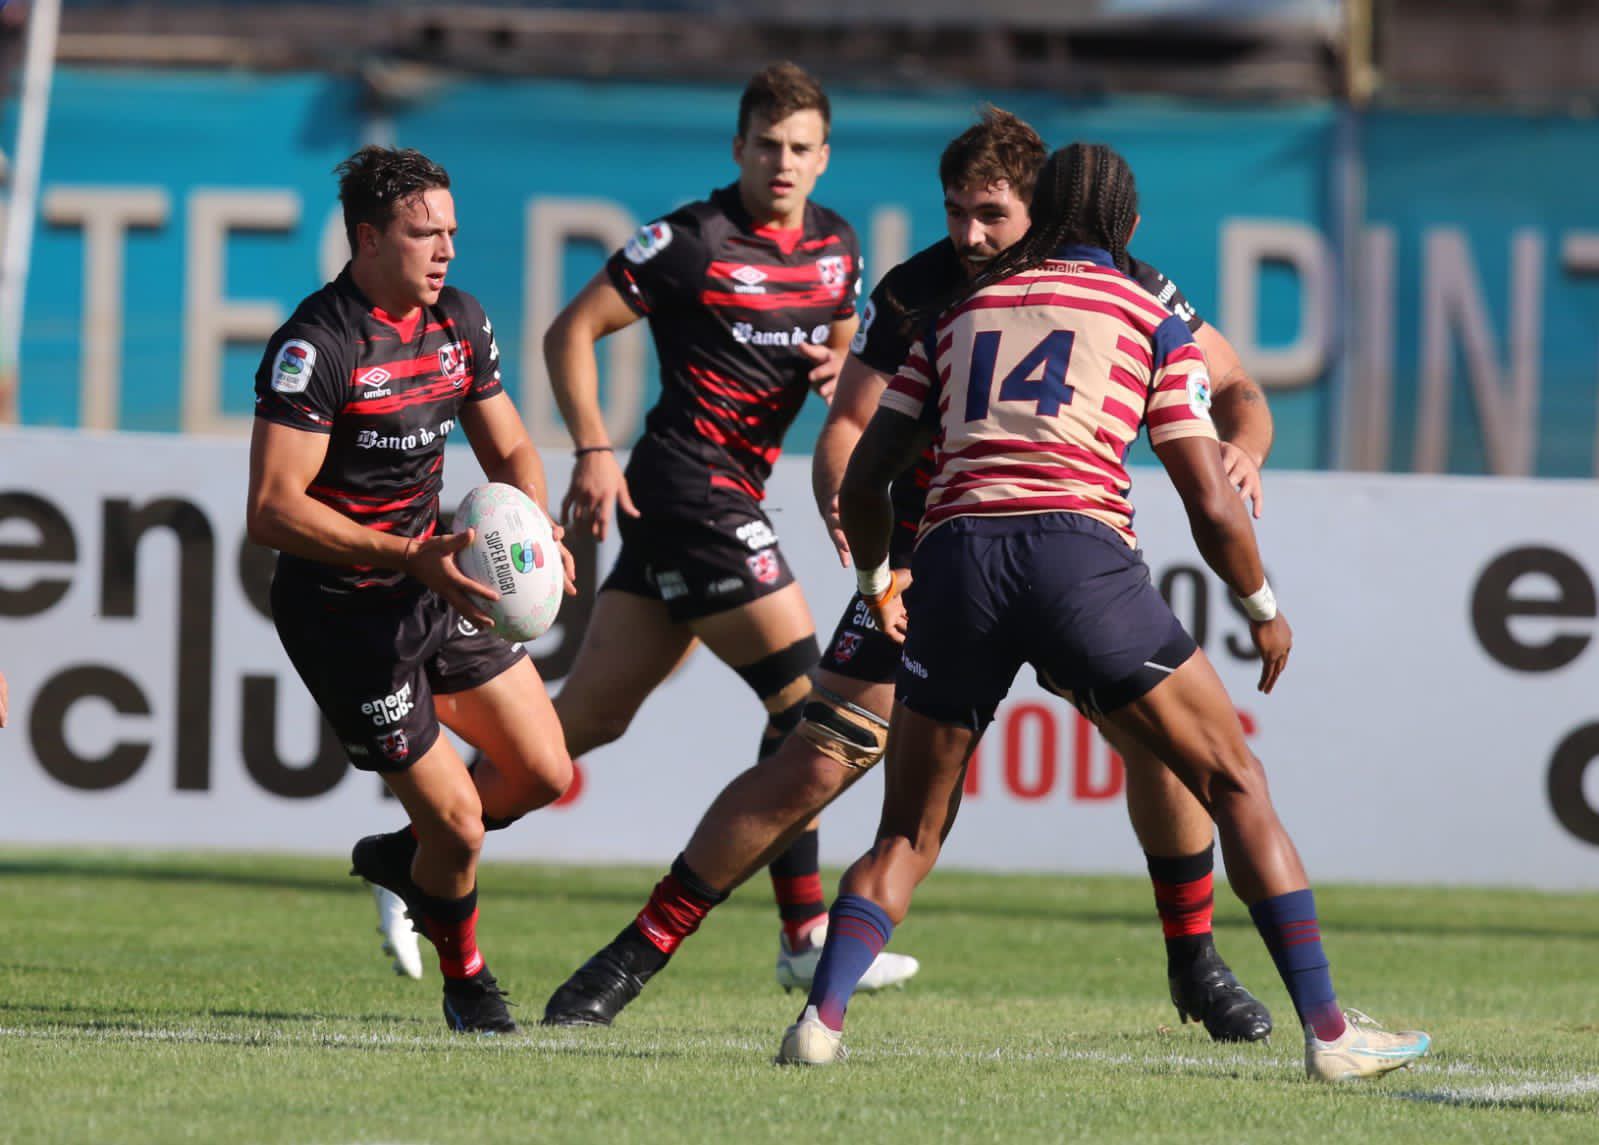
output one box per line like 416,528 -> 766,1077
543,271 -> 643,540
1144,318 -> 1291,694
246,420 -> 497,628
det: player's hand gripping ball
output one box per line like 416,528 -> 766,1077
453,483 -> 564,642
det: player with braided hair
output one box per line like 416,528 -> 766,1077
777,143 -> 1432,1083
545,112 -> 1274,1042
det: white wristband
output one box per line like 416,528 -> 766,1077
1239,579 -> 1278,622
857,560 -> 893,599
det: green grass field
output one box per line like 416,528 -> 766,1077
2,849 -> 1596,1144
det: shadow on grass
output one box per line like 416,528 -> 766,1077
0,856 -> 348,897
3,856 -> 1596,944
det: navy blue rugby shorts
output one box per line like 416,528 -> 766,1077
895,512 -> 1197,731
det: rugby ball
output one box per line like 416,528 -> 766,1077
452,483 -> 564,643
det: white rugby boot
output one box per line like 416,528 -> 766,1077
775,920 -> 920,992
775,1005 -> 845,1066
1305,1010 -> 1431,1082
369,882 -> 424,980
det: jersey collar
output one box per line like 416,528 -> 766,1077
1051,243 -> 1117,268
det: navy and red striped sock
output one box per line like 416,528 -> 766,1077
804,894 -> 893,1031
1146,847 -> 1217,970
1248,888 -> 1346,1041
769,828 -> 827,947
413,886 -> 484,980
634,854 -> 727,957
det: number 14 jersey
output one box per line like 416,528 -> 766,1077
879,243 -> 1217,548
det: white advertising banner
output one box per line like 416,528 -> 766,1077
2,428 -> 1597,889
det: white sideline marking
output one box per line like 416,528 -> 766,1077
1392,1077 -> 1599,1106
4,1023 -> 1596,1107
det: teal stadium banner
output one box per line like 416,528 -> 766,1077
4,69 -> 1599,476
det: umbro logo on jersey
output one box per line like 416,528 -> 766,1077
729,264 -> 768,293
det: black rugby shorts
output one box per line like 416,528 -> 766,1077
271,578 -> 526,772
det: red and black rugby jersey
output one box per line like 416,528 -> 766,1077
253,266 -> 504,594
605,183 -> 861,500
849,238 -> 1205,562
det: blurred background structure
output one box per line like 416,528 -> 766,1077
4,2 -> 1599,883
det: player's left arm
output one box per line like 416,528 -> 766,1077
460,392 -> 576,593
1195,323 -> 1273,518
839,407 -> 933,640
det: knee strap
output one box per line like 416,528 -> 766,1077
735,635 -> 820,702
795,686 -> 890,772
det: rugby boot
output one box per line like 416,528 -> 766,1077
368,883 -> 423,979
1305,1010 -> 1430,1082
1169,942 -> 1273,1043
775,1005 -> 845,1066
776,921 -> 920,993
541,925 -> 666,1027
350,830 -> 428,949
442,967 -> 518,1034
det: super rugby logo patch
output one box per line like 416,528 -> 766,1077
1187,369 -> 1214,419
624,221 -> 673,265
271,340 -> 317,394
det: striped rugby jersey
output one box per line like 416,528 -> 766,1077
606,184 -> 860,500
878,243 -> 1216,547
254,267 -> 503,595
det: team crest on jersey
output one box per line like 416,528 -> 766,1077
624,221 -> 673,265
746,550 -> 782,585
1187,370 -> 1214,419
850,298 -> 876,354
833,631 -> 863,662
378,730 -> 410,763
437,341 -> 467,384
816,255 -> 847,289
271,340 -> 317,394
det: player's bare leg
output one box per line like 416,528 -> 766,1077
777,704 -> 975,1064
682,671 -> 894,890
355,659 -> 570,1012
439,657 -> 574,818
689,584 -> 832,948
365,737 -> 517,1034
553,588 -> 697,756
1100,649 -> 1428,1080
543,601 -> 917,1027
1109,723 -> 1273,1042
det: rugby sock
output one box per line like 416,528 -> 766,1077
805,895 -> 894,1031
413,886 -> 484,980
1248,889 -> 1346,1041
634,854 -> 728,958
769,828 -> 827,947
1146,847 -> 1216,971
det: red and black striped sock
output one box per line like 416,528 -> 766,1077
770,828 -> 826,948
634,854 -> 727,957
413,886 -> 484,980
1146,847 -> 1216,971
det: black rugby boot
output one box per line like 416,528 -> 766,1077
443,968 -> 519,1034
1169,941 -> 1273,1043
542,924 -> 669,1027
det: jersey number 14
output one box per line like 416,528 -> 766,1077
964,329 -> 1076,422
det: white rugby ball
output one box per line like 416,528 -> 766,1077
452,482 -> 564,643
